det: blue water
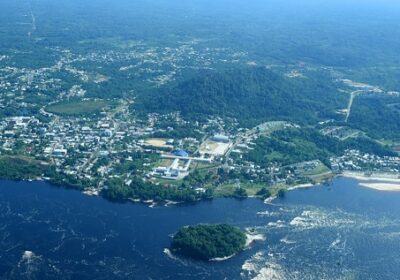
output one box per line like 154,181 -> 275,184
1,177 -> 400,279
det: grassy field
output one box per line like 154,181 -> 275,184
46,99 -> 113,116
302,163 -> 331,177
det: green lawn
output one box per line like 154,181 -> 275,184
46,100 -> 113,116
302,162 -> 331,177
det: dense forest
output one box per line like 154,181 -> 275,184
101,177 -> 212,203
171,224 -> 246,261
135,67 -> 348,127
136,65 -> 400,141
2,0 -> 400,68
0,156 -> 55,180
0,156 -> 92,190
348,96 -> 400,141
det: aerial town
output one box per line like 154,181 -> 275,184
0,32 -> 399,200
1,100 -> 399,199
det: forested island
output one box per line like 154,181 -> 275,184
170,224 -> 247,261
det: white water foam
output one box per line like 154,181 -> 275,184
257,210 -> 277,217
241,252 -> 266,274
246,233 -> 266,247
289,209 -> 356,230
210,254 -> 236,261
267,220 -> 287,228
280,237 -> 296,244
17,250 -> 43,275
163,248 -> 178,260
328,233 -> 348,253
252,264 -> 286,280
242,252 -> 287,280
22,250 -> 35,260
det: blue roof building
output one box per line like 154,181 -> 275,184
174,150 -> 189,157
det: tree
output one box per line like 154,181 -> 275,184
233,187 -> 247,199
256,187 -> 271,199
277,189 -> 286,198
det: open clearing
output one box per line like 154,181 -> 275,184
199,140 -> 231,156
46,99 -> 112,116
144,138 -> 173,149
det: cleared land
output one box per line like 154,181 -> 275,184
46,100 -> 112,116
199,140 -> 231,156
144,138 -> 173,149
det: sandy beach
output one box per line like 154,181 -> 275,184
358,183 -> 400,191
342,171 -> 400,191
287,183 -> 314,191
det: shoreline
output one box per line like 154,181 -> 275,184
287,183 -> 314,191
265,172 -> 400,204
341,171 -> 400,182
341,171 -> 400,192
286,172 -> 400,193
265,183 -> 317,204
4,171 -> 400,207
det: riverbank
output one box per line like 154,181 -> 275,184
287,183 -> 314,191
265,183 -> 315,204
2,175 -> 400,279
342,171 -> 400,192
6,169 -> 400,208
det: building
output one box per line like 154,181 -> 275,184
211,134 -> 229,143
3,130 -> 15,138
102,129 -> 113,137
174,150 -> 189,157
152,158 -> 192,180
52,148 -> 68,158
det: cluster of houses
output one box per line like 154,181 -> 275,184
330,149 -> 400,174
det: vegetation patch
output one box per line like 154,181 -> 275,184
101,178 -> 212,203
136,67 -> 348,127
0,156 -> 54,180
348,96 -> 400,141
244,127 -> 395,167
46,99 -> 113,116
171,224 -> 247,261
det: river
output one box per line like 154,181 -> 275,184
1,177 -> 400,279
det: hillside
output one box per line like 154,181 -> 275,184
135,67 -> 348,127
348,96 -> 400,141
243,128 -> 396,168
